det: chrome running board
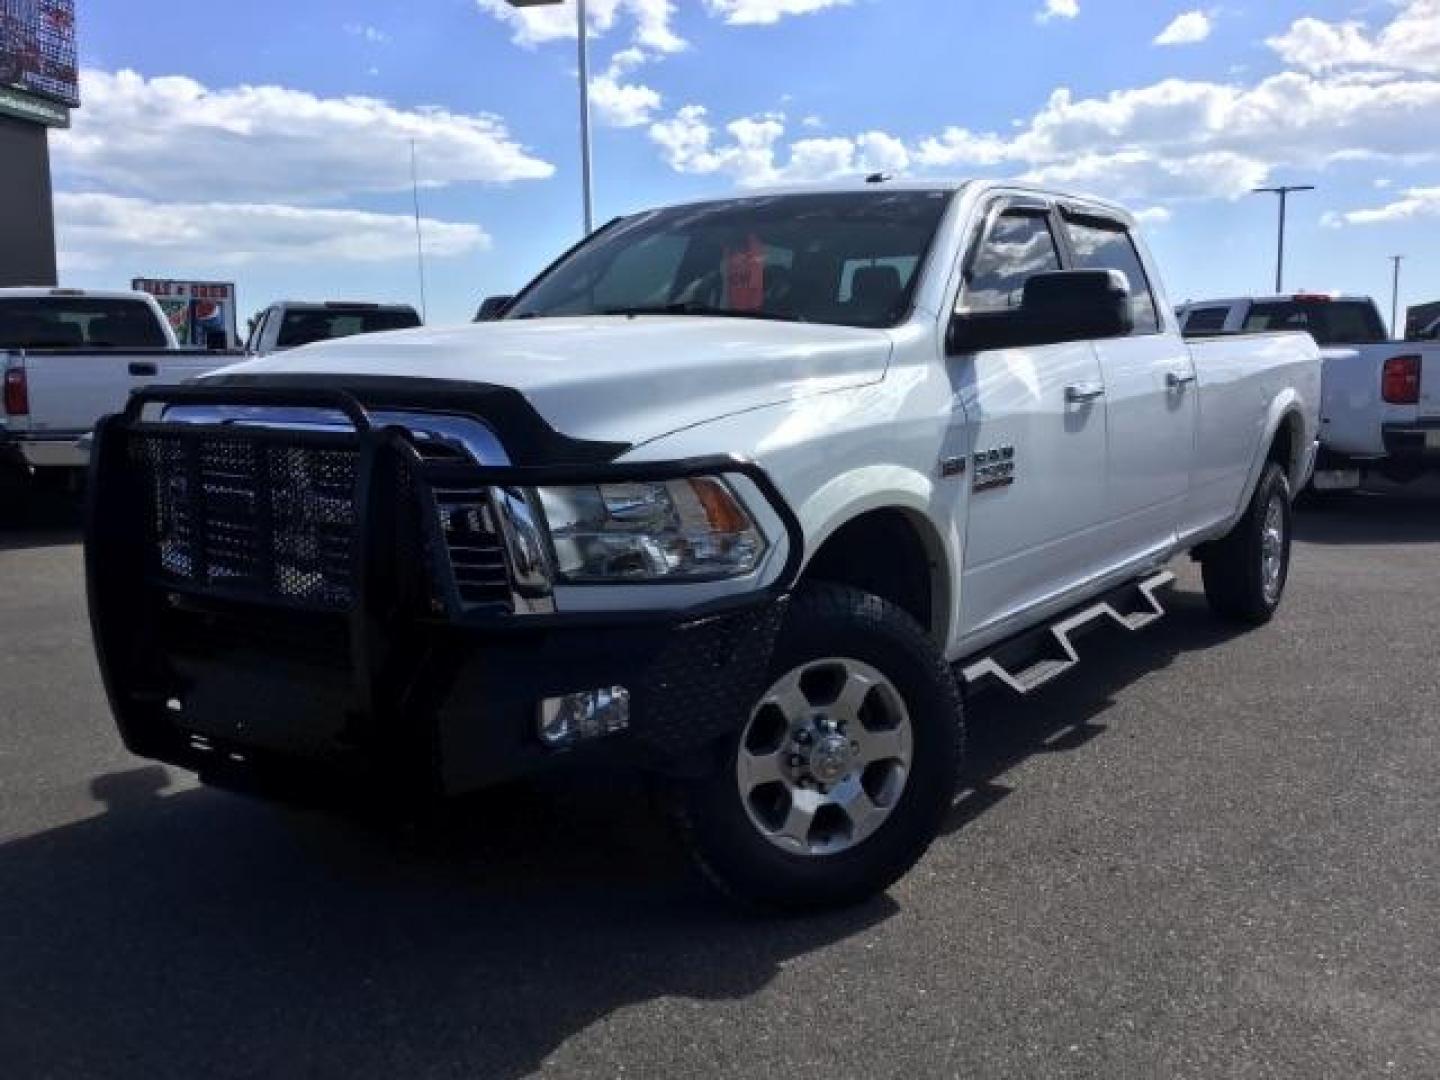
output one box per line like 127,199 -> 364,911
960,570 -> 1175,696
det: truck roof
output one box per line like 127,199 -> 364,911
642,178 -> 1137,226
1181,293 -> 1375,308
267,300 -> 419,312
0,287 -> 161,303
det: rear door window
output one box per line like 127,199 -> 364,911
1062,219 -> 1161,334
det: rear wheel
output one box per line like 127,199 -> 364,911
674,584 -> 963,910
1201,462 -> 1292,624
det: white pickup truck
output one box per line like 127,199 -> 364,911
1178,294 -> 1440,489
1,288 -> 234,507
86,181 -> 1321,909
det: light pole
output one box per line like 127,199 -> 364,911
1390,255 -> 1405,339
1252,185 -> 1315,294
507,0 -> 594,235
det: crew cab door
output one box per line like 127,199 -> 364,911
1058,209 -> 1197,562
950,200 -> 1110,639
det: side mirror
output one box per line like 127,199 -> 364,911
949,269 -> 1135,353
475,295 -> 514,322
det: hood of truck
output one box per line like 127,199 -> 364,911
209,316 -> 893,446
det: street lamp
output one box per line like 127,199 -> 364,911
1390,255 -> 1406,340
1252,185 -> 1315,294
507,0 -> 594,235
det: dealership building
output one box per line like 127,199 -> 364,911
0,0 -> 77,288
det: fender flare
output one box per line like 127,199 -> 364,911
1236,390 -> 1311,518
795,465 -> 960,644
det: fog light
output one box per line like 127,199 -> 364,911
537,686 -> 631,747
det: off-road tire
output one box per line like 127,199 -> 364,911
673,583 -> 964,911
1201,462 -> 1293,624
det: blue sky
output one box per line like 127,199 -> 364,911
54,0 -> 1440,328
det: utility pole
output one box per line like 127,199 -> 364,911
507,0 -> 594,235
1253,185 -> 1316,294
1390,255 -> 1405,340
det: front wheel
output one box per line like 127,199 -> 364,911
673,584 -> 964,911
1201,462 -> 1293,624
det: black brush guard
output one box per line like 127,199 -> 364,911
86,385 -> 803,798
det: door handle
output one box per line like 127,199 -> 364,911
1167,371 -> 1198,389
128,361 -> 158,377
1065,382 -> 1106,403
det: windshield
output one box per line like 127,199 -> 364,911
0,298 -> 168,349
276,308 -> 421,348
1243,300 -> 1388,345
505,190 -> 955,329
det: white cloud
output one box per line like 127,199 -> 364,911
589,71 -> 663,127
1323,186 -> 1440,227
52,69 -> 554,204
651,60 -> 1440,205
1036,0 -> 1079,25
703,0 -> 851,26
649,107 -> 921,186
1135,207 -> 1173,226
1155,11 -> 1211,47
641,0 -> 1440,208
1267,0 -> 1440,76
54,193 -> 490,272
476,0 -> 685,55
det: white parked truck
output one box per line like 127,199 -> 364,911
1178,294 -> 1440,489
0,288 -> 234,507
86,182 -> 1321,908
244,301 -> 422,357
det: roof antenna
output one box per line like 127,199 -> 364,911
865,172 -> 891,184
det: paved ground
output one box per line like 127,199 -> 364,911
2,491 -> 1438,1079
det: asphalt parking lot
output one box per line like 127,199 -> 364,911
2,492 -> 1438,1079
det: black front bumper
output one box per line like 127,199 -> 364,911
86,385 -> 800,799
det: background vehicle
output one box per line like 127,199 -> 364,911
1178,294 -> 1439,489
87,182 -> 1320,909
1,288 -> 234,509
245,301 -> 422,356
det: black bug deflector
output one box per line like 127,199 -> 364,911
86,384 -> 801,799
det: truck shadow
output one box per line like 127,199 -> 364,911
946,586 -> 1244,835
0,585 -> 1241,1079
1294,494 -> 1440,546
0,763 -> 894,1079
0,486 -> 84,550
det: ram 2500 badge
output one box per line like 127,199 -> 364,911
86,181 -> 1321,909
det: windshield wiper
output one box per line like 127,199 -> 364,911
600,303 -> 801,323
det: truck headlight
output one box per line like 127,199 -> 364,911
536,477 -> 767,582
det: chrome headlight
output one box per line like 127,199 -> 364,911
536,477 -> 767,582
